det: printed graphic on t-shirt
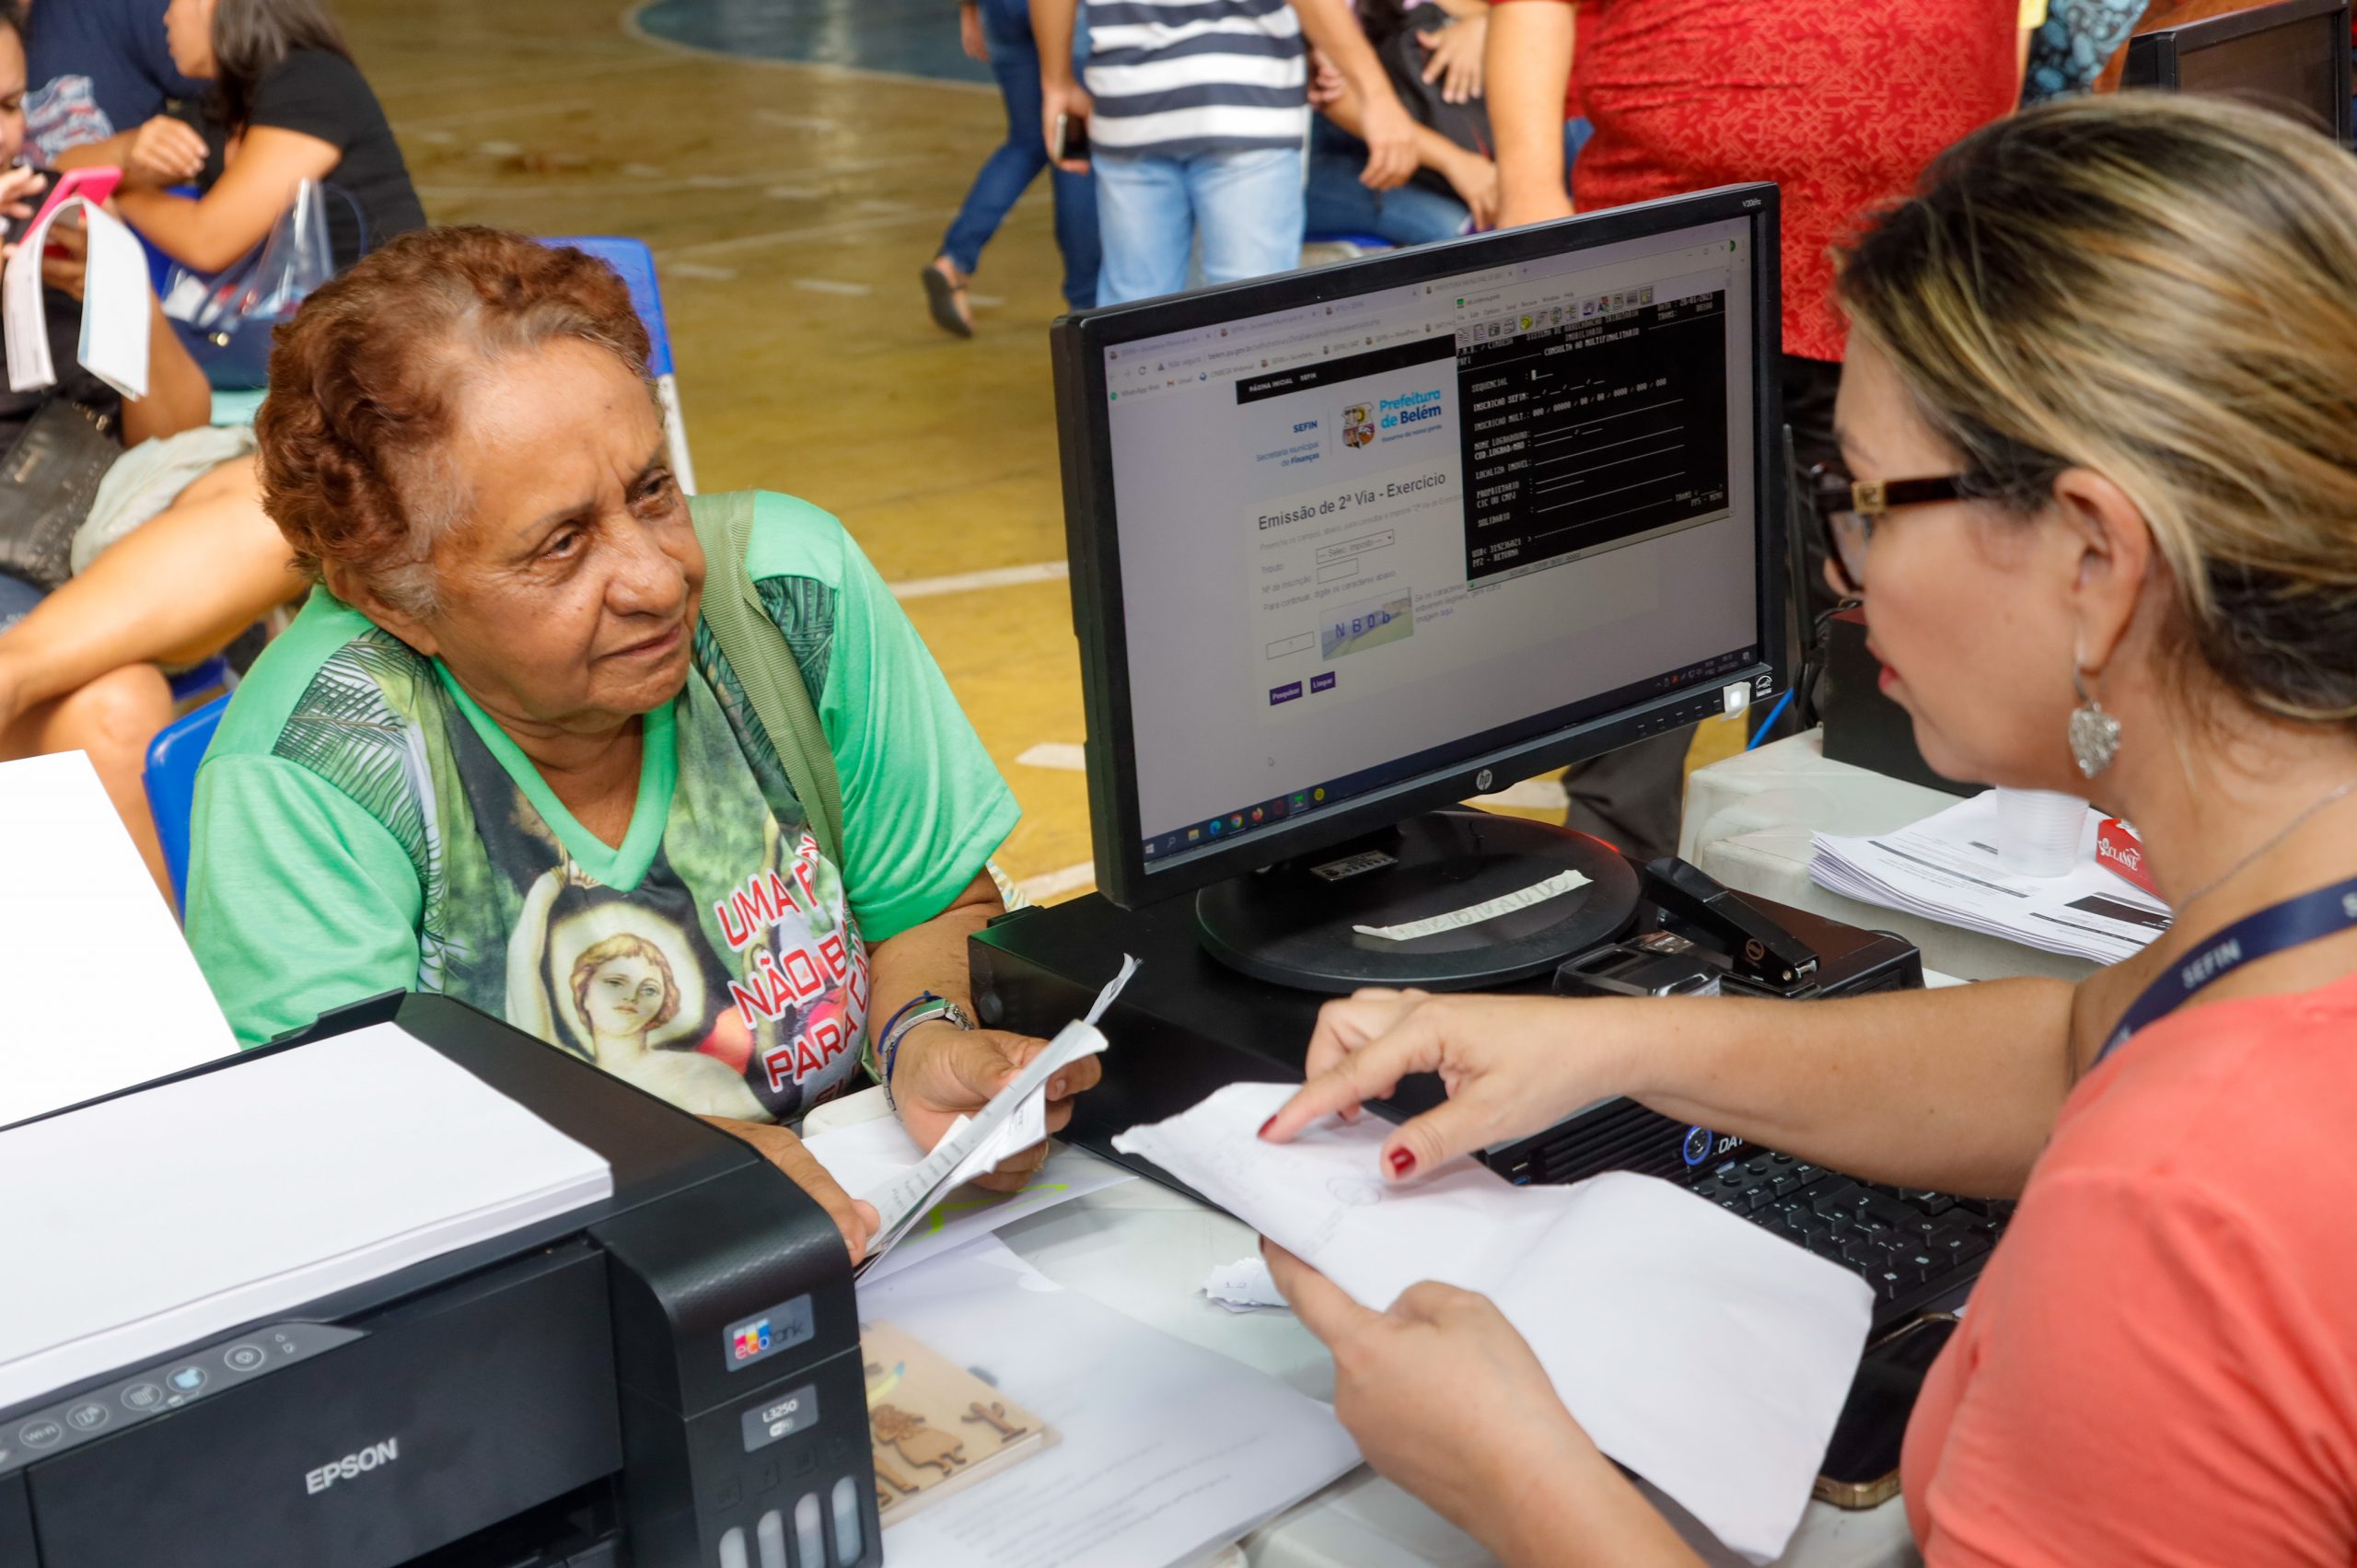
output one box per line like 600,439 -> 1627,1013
272,614 -> 873,1123
29,77 -> 114,161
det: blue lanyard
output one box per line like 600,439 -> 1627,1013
2096,875 -> 2357,1065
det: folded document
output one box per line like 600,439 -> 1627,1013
1116,1082 -> 1875,1564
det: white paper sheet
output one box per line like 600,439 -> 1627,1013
0,752 -> 235,1128
0,1021 -> 612,1411
858,956 -> 1138,1272
1202,1256 -> 1288,1313
4,200 -> 149,398
1115,1083 -> 1875,1564
798,1113 -> 1134,1287
861,1237 -> 1361,1568
1809,791 -> 2170,964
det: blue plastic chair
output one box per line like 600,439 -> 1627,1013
143,692 -> 229,912
540,236 -> 699,495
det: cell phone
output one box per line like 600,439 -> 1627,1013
1052,110 -> 1090,164
1812,1313 -> 1959,1509
25,166 -> 122,236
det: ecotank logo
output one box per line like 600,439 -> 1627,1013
306,1436 -> 399,1495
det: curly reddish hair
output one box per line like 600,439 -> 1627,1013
257,226 -> 653,615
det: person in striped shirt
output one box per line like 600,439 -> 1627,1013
1033,0 -> 1419,304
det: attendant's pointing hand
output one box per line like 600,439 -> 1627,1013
1260,989 -> 1622,1180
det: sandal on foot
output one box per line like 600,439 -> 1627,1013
921,261 -> 975,338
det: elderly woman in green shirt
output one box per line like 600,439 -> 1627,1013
185,226 -> 1097,1255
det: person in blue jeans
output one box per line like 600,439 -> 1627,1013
925,0 -> 1100,334
1033,0 -> 1419,307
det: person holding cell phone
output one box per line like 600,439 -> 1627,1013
1259,97 -> 2357,1566
923,0 -> 1099,336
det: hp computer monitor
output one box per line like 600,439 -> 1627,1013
1050,186 -> 1788,991
2123,0 -> 2354,145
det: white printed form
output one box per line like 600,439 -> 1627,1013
857,956 -> 1139,1274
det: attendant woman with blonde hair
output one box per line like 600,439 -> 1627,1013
1261,96 -> 2357,1564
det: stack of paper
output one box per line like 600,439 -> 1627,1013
0,751 -> 236,1129
1809,791 -> 2170,964
861,1237 -> 1362,1568
0,1022 -> 612,1411
1116,1083 -> 1875,1565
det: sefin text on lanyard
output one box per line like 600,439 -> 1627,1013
2097,876 -> 2357,1065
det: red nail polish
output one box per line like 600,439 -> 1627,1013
1387,1147 -> 1416,1178
1257,1116 -> 1277,1139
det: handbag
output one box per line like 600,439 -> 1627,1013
160,179 -> 359,390
0,398 -> 122,590
688,492 -> 848,869
1364,3 -> 1495,204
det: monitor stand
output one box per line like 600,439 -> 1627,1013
1192,808 -> 1641,993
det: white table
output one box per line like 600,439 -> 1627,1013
814,1087 -> 1918,1568
1679,729 -> 2095,983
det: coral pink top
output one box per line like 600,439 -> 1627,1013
1901,970 -> 2357,1562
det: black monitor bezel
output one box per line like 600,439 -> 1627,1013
1050,183 -> 1789,911
2121,0 -> 2354,145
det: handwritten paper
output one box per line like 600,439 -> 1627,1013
1116,1082 -> 1874,1564
1351,867 -> 1591,942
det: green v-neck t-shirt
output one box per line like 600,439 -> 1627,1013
185,492 -> 1019,1124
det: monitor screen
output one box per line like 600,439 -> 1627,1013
2178,9 -> 2344,136
1054,191 -> 1782,902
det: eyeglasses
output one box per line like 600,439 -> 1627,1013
1806,463 -> 1982,598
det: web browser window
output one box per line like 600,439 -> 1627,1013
1103,217 -> 1762,865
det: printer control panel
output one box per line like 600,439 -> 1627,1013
1,1321 -> 361,1477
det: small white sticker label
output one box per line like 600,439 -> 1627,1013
1352,869 -> 1592,943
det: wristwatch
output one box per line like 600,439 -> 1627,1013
872,993 -> 976,1107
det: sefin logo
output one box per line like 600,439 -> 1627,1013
306,1437 -> 398,1496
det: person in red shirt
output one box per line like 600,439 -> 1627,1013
1481,0 -> 2022,860
1259,96 -> 2357,1565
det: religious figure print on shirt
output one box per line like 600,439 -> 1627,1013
268,622 -> 874,1122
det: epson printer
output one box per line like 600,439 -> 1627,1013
0,993 -> 879,1568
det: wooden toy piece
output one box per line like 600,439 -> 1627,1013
874,1455 -> 921,1495
960,1399 -> 1028,1438
871,1403 -> 968,1476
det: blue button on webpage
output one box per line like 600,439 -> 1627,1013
1310,672 -> 1336,693
1269,682 -> 1303,705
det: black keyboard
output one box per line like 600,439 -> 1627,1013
1679,1152 -> 2014,1330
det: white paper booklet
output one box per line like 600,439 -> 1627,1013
0,751 -> 235,1128
1115,1083 -> 1875,1564
856,956 -> 1137,1274
0,1022 -> 613,1411
1809,791 -> 2169,964
861,1236 -> 1361,1568
4,197 -> 150,398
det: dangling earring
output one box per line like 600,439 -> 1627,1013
2069,668 -> 2121,779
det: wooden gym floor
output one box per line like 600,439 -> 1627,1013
340,0 -> 1745,900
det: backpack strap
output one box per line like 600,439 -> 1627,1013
690,493 -> 848,869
